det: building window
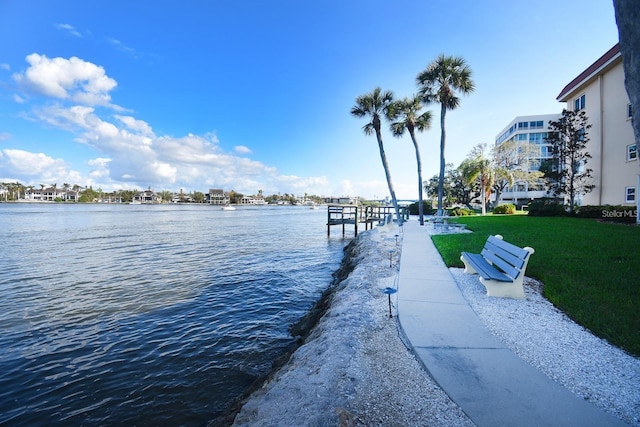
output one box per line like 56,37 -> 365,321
541,146 -> 553,157
574,94 -> 586,111
628,144 -> 637,161
625,186 -> 635,203
628,103 -> 633,120
529,132 -> 545,144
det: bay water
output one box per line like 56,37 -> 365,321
0,203 -> 348,426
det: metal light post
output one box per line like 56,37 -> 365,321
381,287 -> 397,318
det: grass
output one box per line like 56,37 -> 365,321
432,215 -> 640,357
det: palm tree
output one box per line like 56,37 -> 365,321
351,87 -> 402,226
417,54 -> 474,216
460,144 -> 494,215
387,95 -> 432,225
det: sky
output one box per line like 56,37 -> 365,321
0,0 -> 621,199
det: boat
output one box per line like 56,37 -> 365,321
221,205 -> 236,211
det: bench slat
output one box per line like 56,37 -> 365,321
484,241 -> 526,270
487,235 -> 530,259
461,252 -> 512,282
481,248 -> 521,279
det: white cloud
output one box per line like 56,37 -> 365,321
0,63 -> 10,71
106,38 -> 138,58
234,145 -> 252,154
7,53 -> 341,196
0,148 -> 83,185
13,54 -> 118,107
54,23 -> 83,38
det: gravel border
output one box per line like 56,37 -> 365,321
224,227 -> 639,426
451,268 -> 640,426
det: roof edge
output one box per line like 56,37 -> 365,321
556,43 -> 620,102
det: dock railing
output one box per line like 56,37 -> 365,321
327,205 -> 409,237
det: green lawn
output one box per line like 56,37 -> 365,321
431,215 -> 640,357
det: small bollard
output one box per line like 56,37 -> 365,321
381,287 -> 397,318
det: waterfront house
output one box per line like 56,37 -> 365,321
133,188 -> 161,204
207,188 -> 229,205
25,186 -> 71,201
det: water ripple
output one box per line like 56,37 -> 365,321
0,204 -> 345,425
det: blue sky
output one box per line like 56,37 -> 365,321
0,0 -> 620,199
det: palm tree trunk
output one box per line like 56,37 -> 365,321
376,131 -> 402,226
438,103 -> 447,216
481,180 -> 486,215
409,129 -> 424,225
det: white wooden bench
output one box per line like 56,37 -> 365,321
460,235 -> 535,299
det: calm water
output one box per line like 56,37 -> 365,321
0,203 -> 347,426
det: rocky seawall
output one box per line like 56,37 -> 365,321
212,227 -> 472,427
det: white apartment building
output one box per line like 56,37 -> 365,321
556,43 -> 637,207
494,113 -> 561,206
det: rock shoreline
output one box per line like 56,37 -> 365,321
217,227 -> 473,427
208,238 -> 363,427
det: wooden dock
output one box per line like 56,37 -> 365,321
327,204 -> 409,237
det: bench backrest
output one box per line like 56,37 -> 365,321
480,235 -> 532,280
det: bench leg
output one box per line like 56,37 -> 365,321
479,277 -> 526,299
460,254 -> 478,275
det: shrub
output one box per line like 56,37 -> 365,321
527,198 -> 566,217
407,201 -> 436,216
493,203 -> 516,215
449,207 -> 475,216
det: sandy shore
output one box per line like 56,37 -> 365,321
214,224 -> 639,427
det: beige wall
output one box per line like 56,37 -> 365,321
564,58 -> 637,206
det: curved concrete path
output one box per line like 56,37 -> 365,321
396,219 -> 627,427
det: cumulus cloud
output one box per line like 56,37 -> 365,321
7,54 -> 331,195
0,148 -> 83,184
234,145 -> 252,155
13,54 -> 118,107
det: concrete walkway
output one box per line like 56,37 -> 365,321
396,219 -> 627,427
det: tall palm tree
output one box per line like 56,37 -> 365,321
387,95 -> 432,225
417,54 -> 474,215
351,87 -> 402,225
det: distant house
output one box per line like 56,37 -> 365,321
238,195 -> 266,205
63,191 -> 79,202
556,43 -> 636,206
207,188 -> 229,205
25,187 -> 69,201
324,196 -> 358,205
133,188 -> 161,204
